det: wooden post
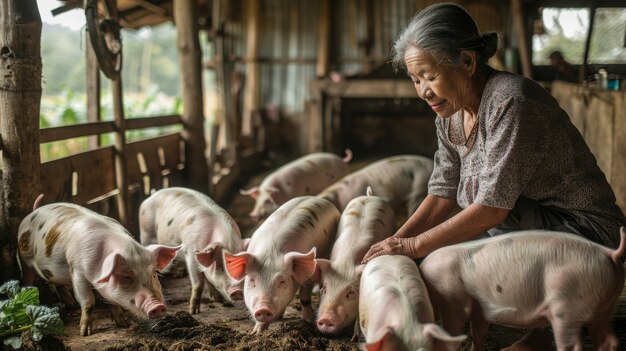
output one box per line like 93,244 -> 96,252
0,0 -> 42,281
511,0 -> 532,78
174,0 -> 209,194
241,0 -> 260,137
580,5 -> 597,83
104,0 -> 130,228
316,0 -> 330,78
86,31 -> 101,149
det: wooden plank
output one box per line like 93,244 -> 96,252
125,133 -> 184,194
611,92 -> 626,213
312,79 -> 417,98
125,114 -> 181,130
41,147 -> 116,204
40,121 -> 115,143
241,0 -> 260,137
86,32 -> 101,149
584,95 -> 614,184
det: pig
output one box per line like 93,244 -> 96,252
17,202 -> 180,336
240,149 -> 352,221
358,255 -> 467,351
316,155 -> 433,218
139,187 -> 246,314
314,187 -> 396,338
419,229 -> 626,351
223,196 -> 340,334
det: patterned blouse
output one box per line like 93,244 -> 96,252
428,70 -> 626,247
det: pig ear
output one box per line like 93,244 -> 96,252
311,259 -> 332,284
97,252 -> 124,284
422,323 -> 467,351
146,244 -> 182,271
196,242 -> 223,268
223,250 -> 254,281
284,248 -> 317,285
363,328 -> 394,351
239,187 -> 260,199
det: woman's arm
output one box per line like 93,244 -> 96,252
362,201 -> 509,262
394,194 -> 457,238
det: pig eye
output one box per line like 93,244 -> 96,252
320,284 -> 327,295
120,275 -> 133,285
278,278 -> 287,288
346,289 -> 357,300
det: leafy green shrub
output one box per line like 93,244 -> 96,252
0,281 -> 64,349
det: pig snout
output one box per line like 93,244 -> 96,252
253,304 -> 276,322
317,315 -> 339,334
144,300 -> 167,319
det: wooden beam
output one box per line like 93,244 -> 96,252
316,0 -> 330,77
241,0 -> 260,137
0,0 -> 43,281
580,5 -> 597,82
511,0 -> 532,78
86,27 -> 101,149
174,0 -> 209,194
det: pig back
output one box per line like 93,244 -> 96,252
247,196 -> 340,260
140,187 -> 242,251
263,152 -> 351,197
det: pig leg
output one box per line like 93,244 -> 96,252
251,321 -> 269,334
351,318 -> 361,342
586,311 -> 619,351
206,282 -> 225,303
186,255 -> 205,314
551,320 -> 583,351
71,272 -> 97,336
109,304 -> 130,327
470,321 -> 489,351
19,262 -> 37,287
298,283 -> 314,323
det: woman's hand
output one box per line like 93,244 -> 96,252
361,236 -> 413,264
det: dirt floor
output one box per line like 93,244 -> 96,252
7,157 -> 626,351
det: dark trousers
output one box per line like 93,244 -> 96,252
486,196 -> 602,244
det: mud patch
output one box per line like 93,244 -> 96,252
98,311 -> 357,351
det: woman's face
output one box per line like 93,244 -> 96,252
404,46 -> 473,118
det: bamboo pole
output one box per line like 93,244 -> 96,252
0,0 -> 42,281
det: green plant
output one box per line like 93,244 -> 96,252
0,281 -> 64,349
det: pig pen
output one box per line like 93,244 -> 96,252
13,159 -> 626,351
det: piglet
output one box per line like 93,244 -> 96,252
317,155 -> 433,218
419,229 -> 626,351
358,255 -> 466,351
139,187 -> 246,314
314,187 -> 396,338
240,149 -> 352,221
17,202 -> 180,336
223,196 -> 340,334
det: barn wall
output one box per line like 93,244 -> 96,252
218,0 -> 508,156
551,81 -> 626,214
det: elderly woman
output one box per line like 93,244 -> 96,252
361,3 -> 625,349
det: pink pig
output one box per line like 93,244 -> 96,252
419,229 -> 626,351
314,188 -> 396,338
139,187 -> 246,314
223,196 -> 340,334
240,149 -> 352,221
317,155 -> 433,217
358,255 -> 467,351
17,202 -> 180,336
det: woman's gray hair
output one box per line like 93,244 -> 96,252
391,3 -> 498,71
